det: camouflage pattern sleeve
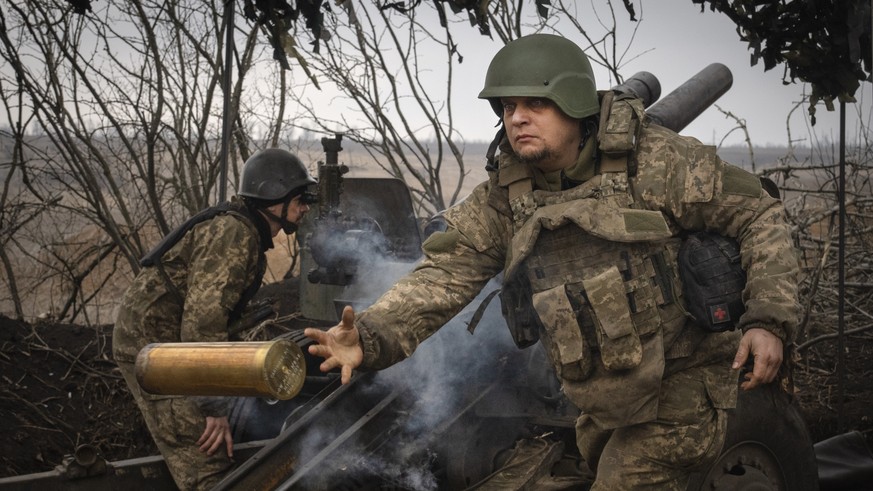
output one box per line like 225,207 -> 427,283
635,125 -> 799,342
179,214 -> 261,343
356,181 -> 509,370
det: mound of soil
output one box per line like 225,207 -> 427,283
2,277 -> 872,479
0,277 -> 311,478
0,315 -> 155,477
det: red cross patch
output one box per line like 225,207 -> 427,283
710,304 -> 730,324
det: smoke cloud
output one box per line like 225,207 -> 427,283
269,186 -> 552,488
289,277 -> 523,489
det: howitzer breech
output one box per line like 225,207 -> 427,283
135,340 -> 305,400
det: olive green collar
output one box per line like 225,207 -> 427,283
531,136 -> 597,191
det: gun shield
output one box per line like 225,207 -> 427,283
135,339 -> 305,400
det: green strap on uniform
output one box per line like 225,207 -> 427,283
597,91 -> 645,175
499,161 -> 534,200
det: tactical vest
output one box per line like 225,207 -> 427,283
496,93 -> 698,429
140,201 -> 267,325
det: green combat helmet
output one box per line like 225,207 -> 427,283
478,33 -> 600,119
239,148 -> 316,202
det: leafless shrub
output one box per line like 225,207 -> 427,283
0,1 -> 631,322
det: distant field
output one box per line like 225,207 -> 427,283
303,139 -> 811,199
0,138 -> 831,322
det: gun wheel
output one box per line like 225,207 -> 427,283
687,380 -> 819,491
696,440 -> 785,489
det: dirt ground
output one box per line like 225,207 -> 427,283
1,277 -> 872,479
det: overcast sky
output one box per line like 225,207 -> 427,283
447,3 -> 871,147
3,2 -> 867,150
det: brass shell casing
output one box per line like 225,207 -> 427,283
135,339 -> 305,400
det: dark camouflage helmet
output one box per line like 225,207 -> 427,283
478,34 -> 599,119
238,148 -> 316,202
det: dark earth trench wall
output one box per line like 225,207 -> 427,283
1,276 -> 872,479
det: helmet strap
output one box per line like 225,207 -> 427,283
582,118 -> 597,143
261,198 -> 299,235
485,126 -> 506,172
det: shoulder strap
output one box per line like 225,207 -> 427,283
230,211 -> 267,322
139,202 -> 266,321
597,91 -> 646,177
140,202 -> 235,267
499,160 -> 534,201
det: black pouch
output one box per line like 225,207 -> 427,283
678,232 -> 747,332
499,277 -> 541,349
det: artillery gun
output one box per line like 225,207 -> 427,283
0,64 -> 820,491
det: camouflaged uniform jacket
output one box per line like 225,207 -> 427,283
355,117 -> 799,427
113,198 -> 270,366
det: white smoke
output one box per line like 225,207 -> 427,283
284,186 -> 533,488
288,277 -> 521,489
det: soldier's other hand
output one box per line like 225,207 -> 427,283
732,327 -> 783,391
197,416 -> 233,458
304,306 -> 363,384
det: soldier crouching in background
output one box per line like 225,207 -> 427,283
113,149 -> 316,490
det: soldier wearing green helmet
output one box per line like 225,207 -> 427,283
305,34 -> 798,490
478,33 -> 600,119
114,148 -> 316,490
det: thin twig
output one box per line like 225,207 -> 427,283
797,323 -> 873,352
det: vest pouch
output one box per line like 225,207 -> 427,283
499,278 -> 541,349
581,265 -> 642,371
532,284 -> 593,381
563,332 -> 664,429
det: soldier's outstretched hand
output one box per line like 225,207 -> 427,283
732,327 -> 784,390
304,306 -> 364,384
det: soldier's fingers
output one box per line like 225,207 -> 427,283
742,356 -> 779,390
341,364 -> 353,384
226,430 -> 234,458
732,338 -> 750,370
341,306 -> 356,328
308,343 -> 329,358
199,431 -> 217,453
310,344 -> 339,362
304,328 -> 327,344
207,434 -> 223,455
740,370 -> 759,390
320,357 -> 340,373
757,355 -> 780,384
196,421 -> 215,446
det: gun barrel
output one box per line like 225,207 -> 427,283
646,63 -> 733,133
135,340 -> 306,400
613,71 -> 662,108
